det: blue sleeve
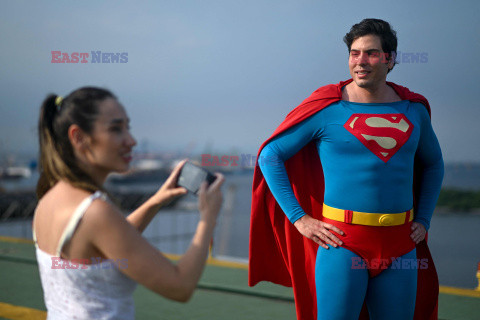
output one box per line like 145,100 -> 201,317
413,105 -> 444,230
259,112 -> 323,224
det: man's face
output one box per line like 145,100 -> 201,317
348,34 -> 393,90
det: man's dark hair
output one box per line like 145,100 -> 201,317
343,18 -> 398,72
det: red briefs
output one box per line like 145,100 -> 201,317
322,217 -> 416,277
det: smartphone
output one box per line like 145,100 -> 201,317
177,161 -> 216,195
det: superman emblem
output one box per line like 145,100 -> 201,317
344,114 -> 413,162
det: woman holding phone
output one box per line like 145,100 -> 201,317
33,87 -> 224,319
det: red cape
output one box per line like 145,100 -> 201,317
248,79 -> 439,320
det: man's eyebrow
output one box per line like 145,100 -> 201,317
350,49 -> 382,53
109,118 -> 130,125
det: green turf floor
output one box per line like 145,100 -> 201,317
0,238 -> 478,320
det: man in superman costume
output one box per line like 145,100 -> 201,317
249,19 -> 444,320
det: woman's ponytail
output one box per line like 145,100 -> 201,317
36,88 -> 115,199
36,95 -> 62,198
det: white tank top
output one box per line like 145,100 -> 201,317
34,191 -> 137,320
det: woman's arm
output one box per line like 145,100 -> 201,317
85,173 -> 224,302
126,160 -> 188,233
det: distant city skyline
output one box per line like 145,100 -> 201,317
1,1 -> 479,163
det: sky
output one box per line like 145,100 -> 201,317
1,0 -> 479,163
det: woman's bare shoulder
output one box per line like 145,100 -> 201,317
37,181 -> 93,209
34,181 -> 114,254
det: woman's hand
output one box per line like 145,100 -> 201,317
293,214 -> 344,249
153,160 -> 188,208
198,173 -> 225,225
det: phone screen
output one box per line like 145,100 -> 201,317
177,162 -> 216,195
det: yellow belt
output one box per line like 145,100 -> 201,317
322,203 -> 414,226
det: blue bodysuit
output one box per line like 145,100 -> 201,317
259,100 -> 443,319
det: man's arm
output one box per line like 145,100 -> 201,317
259,112 -> 344,248
410,103 -> 444,243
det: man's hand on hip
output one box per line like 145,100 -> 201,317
293,214 -> 344,249
410,222 -> 426,244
